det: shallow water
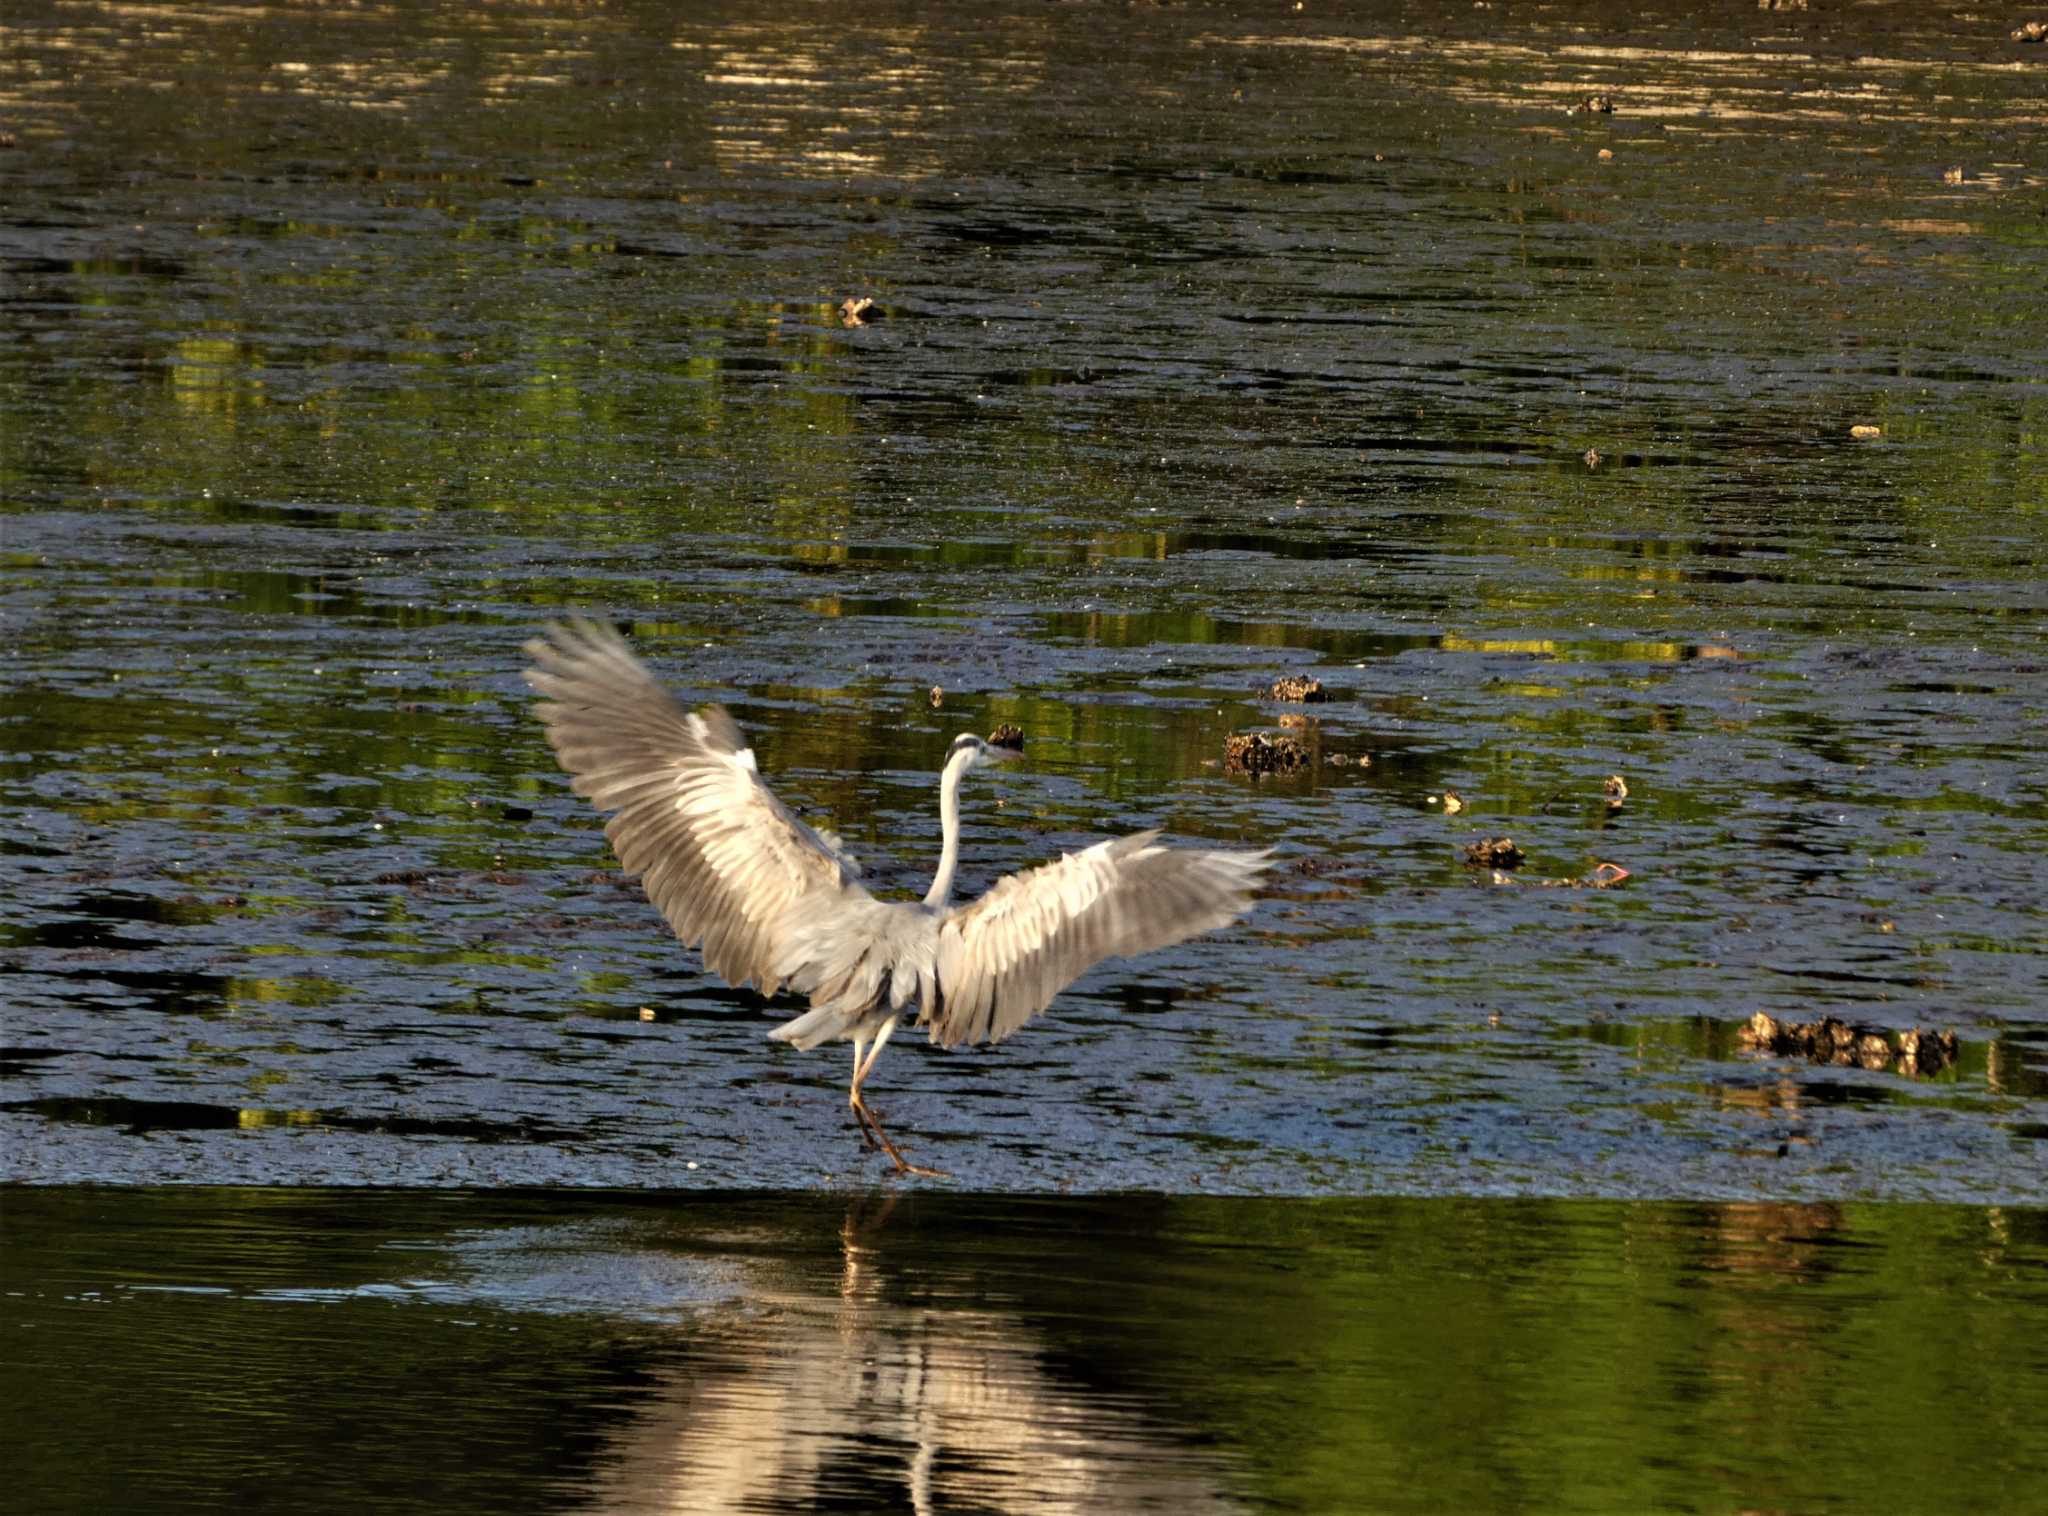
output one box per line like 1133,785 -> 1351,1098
4,8 -> 2047,1186
7,1187 -> 2048,1514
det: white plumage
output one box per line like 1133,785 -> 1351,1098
524,617 -> 1269,1173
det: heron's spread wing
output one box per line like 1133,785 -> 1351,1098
523,617 -> 862,993
928,831 -> 1268,1048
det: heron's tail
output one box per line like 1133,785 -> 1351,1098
767,895 -> 938,1050
766,1004 -> 852,1051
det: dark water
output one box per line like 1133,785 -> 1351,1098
7,1187 -> 2048,1515
3,0 -> 2047,1505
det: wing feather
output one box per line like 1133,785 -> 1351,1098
928,831 -> 1269,1048
523,617 -> 863,993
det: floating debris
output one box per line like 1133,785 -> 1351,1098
1849,423 -> 1882,439
1583,448 -> 1604,468
986,722 -> 1025,752
1943,165 -> 1966,185
1604,774 -> 1629,808
1569,94 -> 1615,115
2013,21 -> 2048,43
1738,1012 -> 1958,1075
1597,147 -> 1613,161
1327,751 -> 1367,768
1485,859 -> 1631,890
1896,1027 -> 1960,1075
840,296 -> 880,326
1434,790 -> 1466,815
1269,675 -> 1327,703
1224,731 -> 1308,777
1464,836 -> 1525,870
929,685 -> 944,708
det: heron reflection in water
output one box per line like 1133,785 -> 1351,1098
524,618 -> 1270,1174
580,1194 -> 1244,1513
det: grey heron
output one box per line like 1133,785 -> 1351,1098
523,618 -> 1271,1176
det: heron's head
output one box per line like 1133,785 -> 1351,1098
945,728 -> 1023,773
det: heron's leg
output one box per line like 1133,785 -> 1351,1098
852,1017 -> 899,1094
848,1035 -> 881,1151
846,1019 -> 893,1154
848,1017 -> 947,1179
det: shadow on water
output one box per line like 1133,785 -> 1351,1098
5,1187 -> 2048,1514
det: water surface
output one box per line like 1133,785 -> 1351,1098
7,1187 -> 2048,1514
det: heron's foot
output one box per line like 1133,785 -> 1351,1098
851,1094 -> 949,1180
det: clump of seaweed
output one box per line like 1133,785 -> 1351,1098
1224,731 -> 1308,777
1738,1012 -> 1958,1076
1269,675 -> 1327,703
1463,837 -> 1525,870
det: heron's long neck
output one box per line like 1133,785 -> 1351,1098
923,752 -> 971,907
